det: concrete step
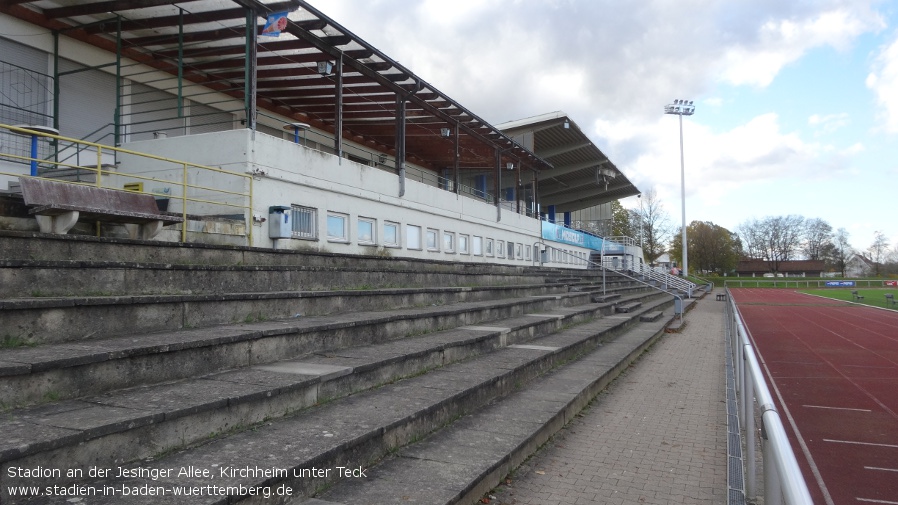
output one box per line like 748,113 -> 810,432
0,296 -> 677,503
0,302 -> 621,481
0,291 -> 611,408
317,316 -> 672,505
615,301 -> 643,313
0,283 -> 579,346
591,293 -> 622,303
0,258 -> 559,299
639,310 -> 664,322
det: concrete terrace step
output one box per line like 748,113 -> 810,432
0,302 -> 637,483
615,301 -> 642,313
3,297 -> 676,504
0,283 -> 577,346
0,291 -> 607,408
639,310 -> 664,322
317,318 -> 671,505
0,259 -> 557,299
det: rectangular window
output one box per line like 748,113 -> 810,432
515,243 -> 522,260
407,224 -> 422,250
458,234 -> 469,255
497,240 -> 506,258
507,241 -> 514,259
485,238 -> 494,257
443,231 -> 455,253
291,205 -> 317,240
384,221 -> 400,247
426,228 -> 439,251
526,245 -> 531,261
327,213 -> 348,242
472,236 -> 482,256
357,217 -> 375,245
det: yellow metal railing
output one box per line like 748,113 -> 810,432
0,123 -> 253,244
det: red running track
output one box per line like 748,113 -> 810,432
731,288 -> 898,505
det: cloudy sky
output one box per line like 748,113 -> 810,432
307,0 -> 897,254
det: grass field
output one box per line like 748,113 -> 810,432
797,288 -> 898,310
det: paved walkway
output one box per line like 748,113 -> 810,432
493,296 -> 729,505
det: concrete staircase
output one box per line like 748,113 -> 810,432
0,231 -> 692,504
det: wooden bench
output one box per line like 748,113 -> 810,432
19,177 -> 183,240
886,293 -> 896,307
851,290 -> 864,301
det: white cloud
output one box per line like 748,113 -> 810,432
719,9 -> 884,87
867,32 -> 898,133
808,112 -> 851,134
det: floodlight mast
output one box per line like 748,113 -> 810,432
664,99 -> 695,277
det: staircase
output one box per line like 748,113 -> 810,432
0,230 -> 692,504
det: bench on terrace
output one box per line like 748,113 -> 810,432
19,177 -> 183,240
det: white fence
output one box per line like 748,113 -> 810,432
724,288 -> 814,505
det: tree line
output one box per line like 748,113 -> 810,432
618,188 -> 895,277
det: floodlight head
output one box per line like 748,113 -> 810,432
440,127 -> 451,138
506,162 -> 515,171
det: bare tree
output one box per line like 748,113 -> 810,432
737,218 -> 765,260
868,231 -> 890,276
803,218 -> 833,261
633,188 -> 673,264
737,215 -> 806,273
830,228 -> 852,277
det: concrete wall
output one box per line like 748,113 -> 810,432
119,129 -> 594,267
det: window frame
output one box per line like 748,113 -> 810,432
443,231 -> 455,254
383,220 -> 400,248
426,228 -> 439,252
290,205 -> 318,240
326,212 -> 349,242
357,216 -> 376,245
406,224 -> 422,250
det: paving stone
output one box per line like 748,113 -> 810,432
493,296 -> 728,505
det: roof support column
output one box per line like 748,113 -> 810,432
243,7 -> 257,131
453,126 -> 459,195
177,9 -> 184,117
532,169 -> 539,218
395,94 -> 406,197
334,51 -> 343,159
495,147 -> 501,222
516,161 -> 522,214
113,16 -> 121,146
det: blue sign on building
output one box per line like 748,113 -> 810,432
540,222 -> 625,254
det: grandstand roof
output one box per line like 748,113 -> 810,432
497,112 -> 640,212
1,0 -> 633,212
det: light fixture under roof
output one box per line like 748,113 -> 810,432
316,61 -> 334,75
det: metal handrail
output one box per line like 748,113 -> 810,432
725,287 -> 814,505
543,246 -> 685,325
1,123 -> 253,244
630,262 -> 696,296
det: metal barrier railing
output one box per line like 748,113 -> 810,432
724,287 -> 814,505
539,244 -> 685,325
1,123 -> 253,244
630,262 -> 697,296
725,279 -> 886,289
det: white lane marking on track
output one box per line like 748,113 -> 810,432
803,405 -> 872,412
857,498 -> 898,504
824,439 -> 898,449
865,466 -> 898,472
